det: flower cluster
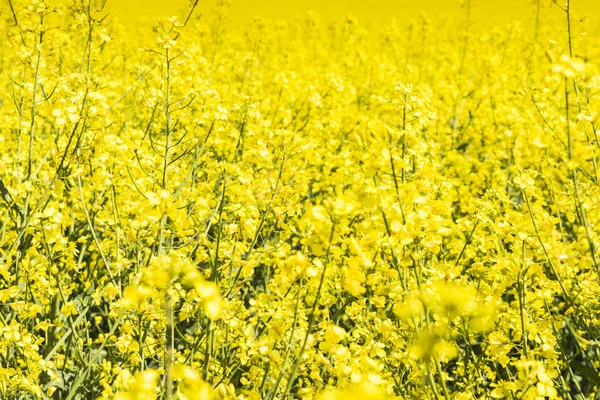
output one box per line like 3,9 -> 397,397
1,0 -> 600,399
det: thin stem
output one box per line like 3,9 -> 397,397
27,12 -> 44,181
284,223 -> 336,397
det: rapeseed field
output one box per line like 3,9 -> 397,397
1,0 -> 600,399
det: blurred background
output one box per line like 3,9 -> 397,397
107,0 -> 600,26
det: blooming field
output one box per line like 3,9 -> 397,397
2,0 -> 600,399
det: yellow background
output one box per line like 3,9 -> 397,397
108,0 -> 600,25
